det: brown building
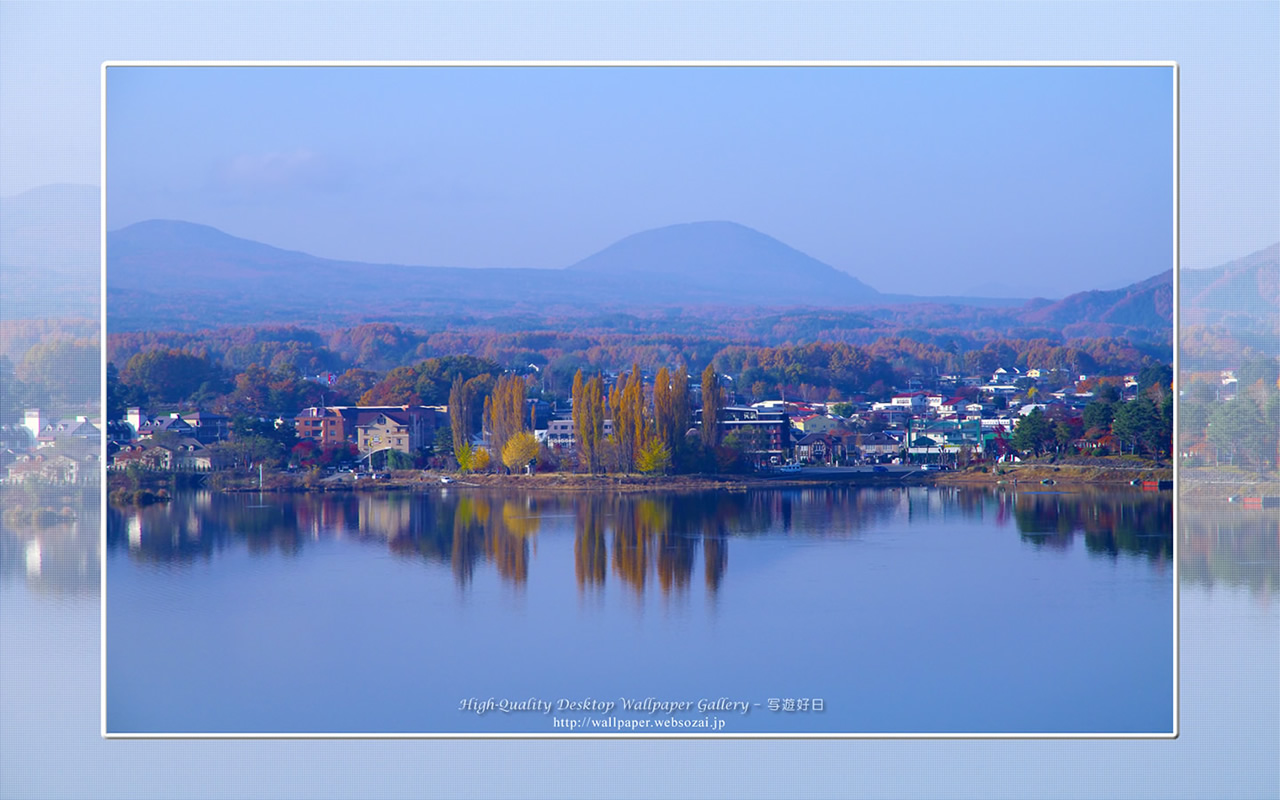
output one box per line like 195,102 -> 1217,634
294,406 -> 353,447
295,405 -> 446,455
356,409 -> 422,454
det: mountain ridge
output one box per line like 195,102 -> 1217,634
103,217 -> 1195,337
566,220 -> 881,302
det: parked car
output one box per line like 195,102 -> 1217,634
872,465 -> 889,473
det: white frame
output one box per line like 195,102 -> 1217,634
99,59 -> 1177,737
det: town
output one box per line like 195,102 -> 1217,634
3,354 -> 1194,495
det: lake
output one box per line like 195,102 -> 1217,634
104,485 -> 1174,735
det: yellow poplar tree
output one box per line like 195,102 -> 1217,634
502,431 -> 540,474
573,370 -> 606,473
484,374 -> 526,464
609,364 -> 646,472
636,421 -> 671,474
701,364 -> 723,449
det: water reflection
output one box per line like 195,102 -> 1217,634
1009,489 -> 1174,564
102,487 -> 1183,596
4,484 -> 1265,600
0,485 -> 100,598
1180,500 -> 1278,597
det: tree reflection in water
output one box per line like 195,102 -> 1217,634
1179,501 -> 1278,596
574,495 -> 607,590
1010,489 -> 1174,565
104,485 -> 1185,596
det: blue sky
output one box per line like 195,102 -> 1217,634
106,64 -> 1174,298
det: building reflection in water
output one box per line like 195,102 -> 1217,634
0,485 -> 100,598
96,485 -> 1194,597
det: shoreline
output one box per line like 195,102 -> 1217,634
133,460 -> 1183,497
98,463 -> 1280,508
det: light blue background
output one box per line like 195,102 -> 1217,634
1,2 -> 1276,798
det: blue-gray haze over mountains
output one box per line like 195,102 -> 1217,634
4,183 -> 1275,347
565,220 -> 881,298
101,214 -> 1186,332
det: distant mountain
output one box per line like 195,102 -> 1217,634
567,221 -> 881,304
110,219 -> 359,286
1181,242 -> 1279,322
111,218 -> 301,260
108,220 -> 572,329
5,183 -> 99,203
102,217 -> 1187,341
110,219 -> 883,309
0,183 -> 99,319
108,219 -> 898,328
1011,243 -> 1279,344
1020,269 -> 1174,331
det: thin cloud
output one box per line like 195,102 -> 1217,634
213,150 -> 348,193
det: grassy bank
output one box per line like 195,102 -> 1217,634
195,459 -> 1177,495
937,458 -> 1173,487
1179,466 -> 1280,502
216,469 -> 798,494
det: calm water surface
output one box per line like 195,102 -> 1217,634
104,486 -> 1173,734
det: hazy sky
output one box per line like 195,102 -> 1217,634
106,64 -> 1173,298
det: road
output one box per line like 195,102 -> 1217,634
761,465 -> 936,481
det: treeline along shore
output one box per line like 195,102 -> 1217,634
107,457 -> 1175,501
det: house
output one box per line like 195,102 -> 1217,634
866,406 -> 909,426
981,384 -> 1020,398
545,417 -> 575,448
294,405 -> 446,452
35,415 -> 101,449
1042,402 -> 1083,425
794,432 -> 834,464
751,400 -> 789,411
792,414 -> 840,434
166,439 -> 214,471
180,410 -> 230,443
889,391 -> 931,411
294,406 -> 354,447
794,429 -> 859,464
132,411 -> 195,440
7,438 -> 101,485
7,453 -> 81,485
0,422 -> 34,454
530,416 -> 614,451
857,431 -> 904,459
701,407 -> 790,465
826,429 -> 862,463
356,410 -> 426,454
921,419 -> 986,452
111,437 -> 212,471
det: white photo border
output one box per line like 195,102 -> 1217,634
99,59 -> 1177,737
